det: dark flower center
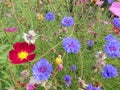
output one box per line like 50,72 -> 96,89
69,42 -> 75,47
109,46 -> 116,51
92,87 -> 97,90
27,34 -> 33,40
65,19 -> 70,24
39,67 -> 47,73
65,78 -> 70,82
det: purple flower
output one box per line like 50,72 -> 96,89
62,37 -> 80,53
108,0 -> 114,4
105,34 -> 118,42
104,40 -> 120,58
87,83 -> 102,90
32,58 -> 53,81
101,64 -> 118,79
45,12 -> 55,21
112,17 -> 120,29
61,16 -> 74,27
70,64 -> 77,72
87,40 -> 94,46
64,75 -> 72,87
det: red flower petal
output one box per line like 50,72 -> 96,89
28,44 -> 36,53
27,54 -> 36,60
9,50 -> 20,64
14,42 -> 29,51
9,50 -> 18,60
13,42 -> 21,51
21,42 -> 29,51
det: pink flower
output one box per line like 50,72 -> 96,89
74,0 -> 86,6
109,2 -> 120,17
7,87 -> 14,90
6,13 -> 12,18
0,0 -> 3,3
74,0 -> 81,6
96,0 -> 104,6
58,64 -> 63,71
81,0 -> 86,2
4,27 -> 17,32
26,83 -> 37,90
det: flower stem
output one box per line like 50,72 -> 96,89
34,41 -> 62,62
37,0 -> 40,13
9,69 -> 18,89
10,0 -> 20,24
78,52 -> 83,78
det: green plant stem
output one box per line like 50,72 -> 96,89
78,52 -> 83,78
9,69 -> 18,89
10,0 -> 22,34
10,0 -> 20,24
34,41 -> 62,62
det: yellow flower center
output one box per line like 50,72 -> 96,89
18,51 -> 28,60
55,57 -> 62,65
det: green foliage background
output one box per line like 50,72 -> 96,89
0,0 -> 120,90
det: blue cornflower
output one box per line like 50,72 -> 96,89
108,0 -> 114,4
105,34 -> 118,42
101,64 -> 118,79
64,75 -> 72,87
62,37 -> 81,53
112,18 -> 120,28
32,58 -> 53,81
61,16 -> 74,27
70,64 -> 77,72
87,83 -> 102,90
87,40 -> 94,46
104,40 -> 120,58
45,12 -> 55,21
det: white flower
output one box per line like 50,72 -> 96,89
23,30 -> 37,44
93,59 -> 106,73
95,51 -> 106,60
78,77 -> 88,89
29,76 -> 41,84
20,70 -> 30,80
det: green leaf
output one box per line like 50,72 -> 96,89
0,45 -> 9,53
0,49 -> 9,64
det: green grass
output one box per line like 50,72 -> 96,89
0,0 -> 120,90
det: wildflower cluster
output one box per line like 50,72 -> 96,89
1,0 -> 120,90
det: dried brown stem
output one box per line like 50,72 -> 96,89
37,0 -> 40,13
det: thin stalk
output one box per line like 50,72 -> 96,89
10,0 -> 20,24
37,0 -> 40,13
78,52 -> 83,78
9,69 -> 18,89
34,41 -> 62,62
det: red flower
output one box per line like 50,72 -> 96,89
9,42 -> 36,64
112,27 -> 120,34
